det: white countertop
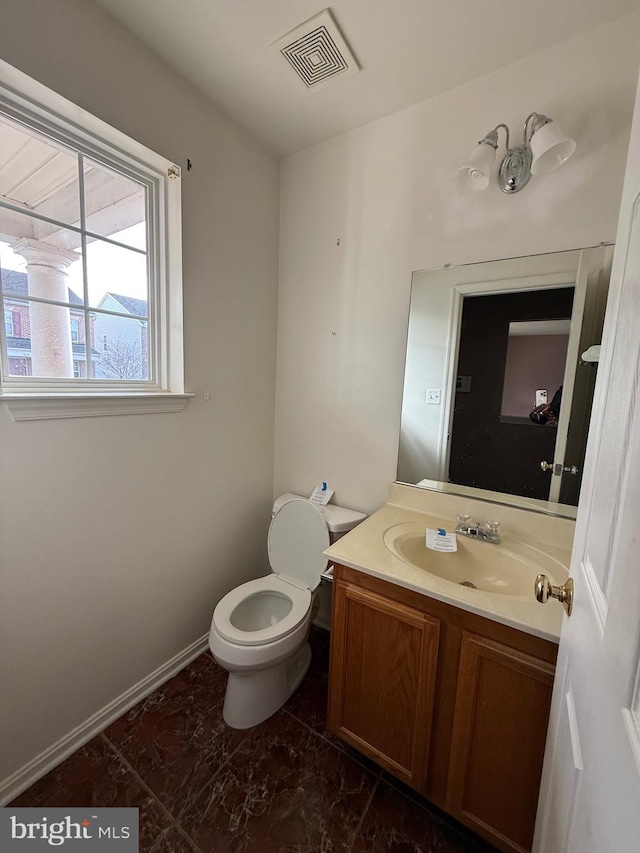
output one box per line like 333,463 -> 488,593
324,498 -> 571,643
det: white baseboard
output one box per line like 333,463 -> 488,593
0,633 -> 210,806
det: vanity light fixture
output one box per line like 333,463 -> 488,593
457,113 -> 576,194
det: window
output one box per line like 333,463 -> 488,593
0,59 -> 187,419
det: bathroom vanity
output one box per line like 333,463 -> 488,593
324,485 -> 574,853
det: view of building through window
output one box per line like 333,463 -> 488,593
0,109 -> 151,382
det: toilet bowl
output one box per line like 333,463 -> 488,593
209,494 -> 366,729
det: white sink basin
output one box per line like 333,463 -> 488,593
383,522 -> 566,597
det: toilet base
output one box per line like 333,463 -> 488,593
222,641 -> 312,729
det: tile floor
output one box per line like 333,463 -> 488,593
11,629 -> 498,853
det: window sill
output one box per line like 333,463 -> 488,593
0,392 -> 194,421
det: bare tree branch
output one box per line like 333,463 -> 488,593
99,335 -> 144,379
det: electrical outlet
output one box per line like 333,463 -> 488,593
426,389 -> 441,405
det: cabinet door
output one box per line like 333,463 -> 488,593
328,580 -> 440,790
447,632 -> 555,853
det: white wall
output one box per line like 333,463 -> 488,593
276,13 -> 640,515
397,268 -> 452,484
0,0 -> 279,788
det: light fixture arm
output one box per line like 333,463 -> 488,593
459,111 -> 575,195
480,116 -> 549,150
478,123 -> 509,151
523,112 -> 551,144
494,123 -> 511,151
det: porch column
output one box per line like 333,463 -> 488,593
11,238 -> 78,378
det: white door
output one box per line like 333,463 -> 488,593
533,73 -> 640,853
546,247 -> 607,504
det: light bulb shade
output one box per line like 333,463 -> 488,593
530,120 -> 576,176
457,142 -> 496,191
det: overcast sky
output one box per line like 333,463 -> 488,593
0,222 -> 148,308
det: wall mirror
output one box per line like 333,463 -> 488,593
397,246 -> 613,518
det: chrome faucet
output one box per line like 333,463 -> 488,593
455,514 -> 501,544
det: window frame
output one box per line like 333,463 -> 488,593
0,59 -> 190,420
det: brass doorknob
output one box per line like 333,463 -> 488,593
535,574 -> 573,616
540,461 -> 554,472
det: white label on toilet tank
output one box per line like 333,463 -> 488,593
426,528 -> 457,552
309,484 -> 335,505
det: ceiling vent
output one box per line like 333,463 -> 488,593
272,9 -> 360,92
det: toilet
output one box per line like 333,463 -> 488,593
209,493 -> 366,729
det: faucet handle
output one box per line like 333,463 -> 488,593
483,520 -> 501,542
456,513 -> 472,527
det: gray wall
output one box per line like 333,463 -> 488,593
0,0 -> 280,790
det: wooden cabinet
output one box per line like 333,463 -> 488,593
328,565 -> 557,853
448,633 -> 555,853
329,581 -> 440,790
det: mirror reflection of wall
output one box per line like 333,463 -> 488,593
500,320 -> 570,418
397,247 -> 613,517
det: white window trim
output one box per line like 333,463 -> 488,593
0,58 -> 192,420
2,393 -> 192,421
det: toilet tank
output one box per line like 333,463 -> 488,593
272,493 -> 366,544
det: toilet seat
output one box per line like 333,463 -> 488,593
267,498 -> 330,591
212,499 -> 330,650
213,575 -> 311,647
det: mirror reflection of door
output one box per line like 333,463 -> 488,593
448,288 -> 574,500
397,246 -> 612,513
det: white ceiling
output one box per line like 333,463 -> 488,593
94,0 -> 638,157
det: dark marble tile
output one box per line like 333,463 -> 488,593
10,736 -> 172,851
351,779 -> 496,853
151,827 -> 200,853
180,710 -> 377,852
379,773 -> 498,852
105,653 -> 246,817
178,651 -> 230,703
